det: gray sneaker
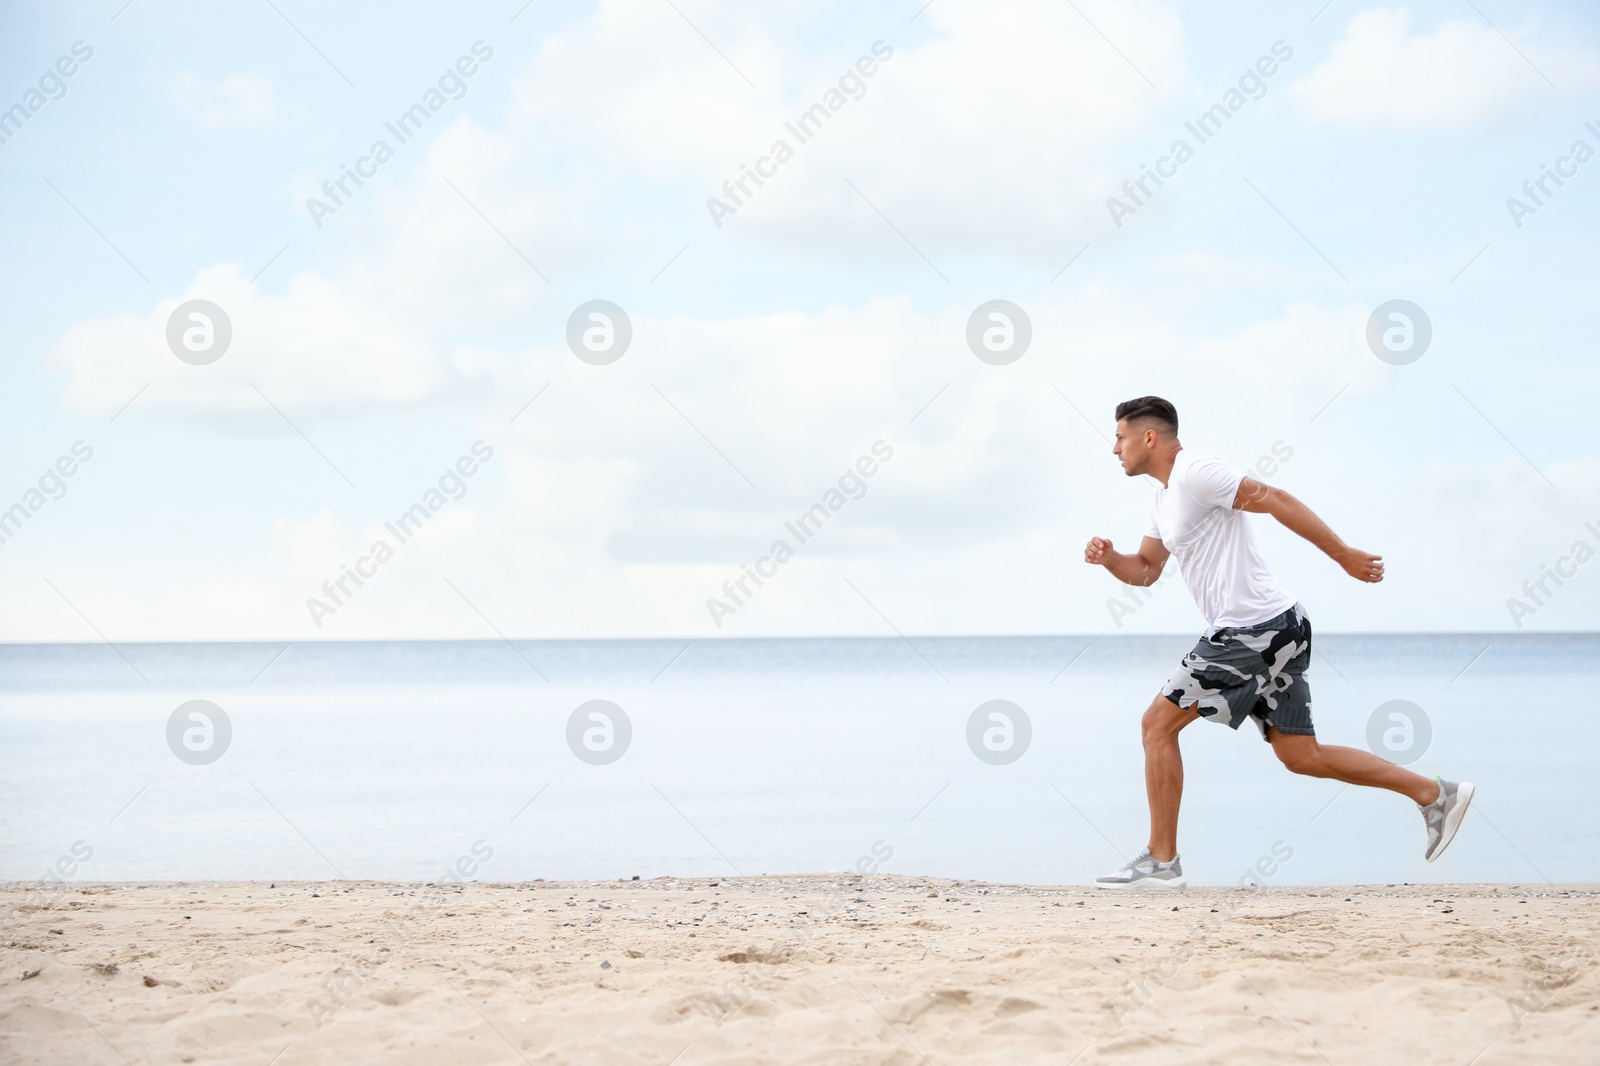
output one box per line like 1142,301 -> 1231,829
1422,777 -> 1475,862
1095,847 -> 1186,889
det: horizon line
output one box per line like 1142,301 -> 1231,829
1,630 -> 1595,648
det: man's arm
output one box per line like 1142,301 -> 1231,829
1233,477 -> 1384,583
1084,535 -> 1170,586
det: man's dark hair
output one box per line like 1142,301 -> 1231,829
1114,396 -> 1178,437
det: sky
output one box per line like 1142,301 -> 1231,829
2,0 -> 1598,642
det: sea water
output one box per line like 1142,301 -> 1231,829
1,635 -> 1594,886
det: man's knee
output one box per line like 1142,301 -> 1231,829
1142,697 -> 1191,744
1273,735 -> 1323,775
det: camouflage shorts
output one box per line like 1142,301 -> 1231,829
1162,603 -> 1313,741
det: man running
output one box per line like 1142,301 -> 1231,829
1084,396 -> 1473,889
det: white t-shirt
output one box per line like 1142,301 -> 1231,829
1145,450 -> 1295,630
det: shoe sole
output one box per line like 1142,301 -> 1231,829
1094,877 -> 1187,890
1426,781 -> 1475,863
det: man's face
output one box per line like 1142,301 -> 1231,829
1112,418 -> 1153,476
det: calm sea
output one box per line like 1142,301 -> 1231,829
2,635 -> 1594,886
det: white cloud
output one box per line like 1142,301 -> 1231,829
1290,8 -> 1600,128
52,120 -> 590,416
51,262 -> 445,415
506,0 -> 1187,258
167,72 -> 275,128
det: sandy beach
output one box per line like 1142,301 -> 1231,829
2,877 -> 1594,1065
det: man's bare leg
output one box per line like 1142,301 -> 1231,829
1268,730 -> 1439,805
1141,695 -> 1199,862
